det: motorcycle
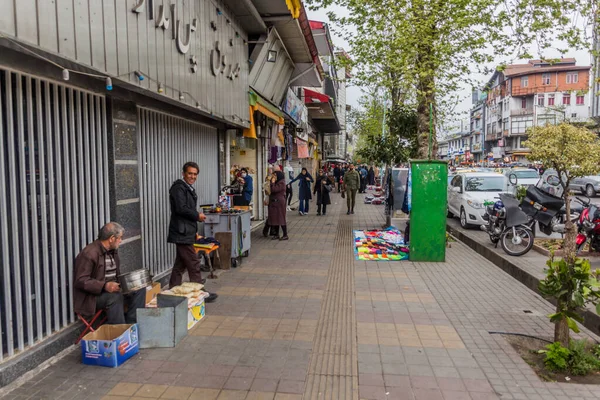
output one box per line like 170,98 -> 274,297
519,175 -> 582,236
482,192 -> 535,256
576,197 -> 600,254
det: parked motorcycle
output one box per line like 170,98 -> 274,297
519,175 -> 582,236
576,197 -> 600,254
482,192 -> 535,256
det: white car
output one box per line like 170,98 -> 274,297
504,168 -> 540,194
448,172 -> 508,228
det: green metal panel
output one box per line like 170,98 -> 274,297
409,160 -> 448,262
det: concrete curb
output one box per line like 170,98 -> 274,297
446,224 -> 600,338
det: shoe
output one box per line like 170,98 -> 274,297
299,211 -> 303,216
271,235 -> 280,240
262,229 -> 269,237
347,211 -> 350,215
280,236 -> 289,240
205,293 -> 218,303
200,278 -> 207,284
317,212 -> 321,216
351,210 -> 355,214
323,213 -> 326,216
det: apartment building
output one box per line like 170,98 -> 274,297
484,58 -> 591,163
592,21 -> 600,122
469,89 -> 486,163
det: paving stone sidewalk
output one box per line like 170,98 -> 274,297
3,193 -> 600,400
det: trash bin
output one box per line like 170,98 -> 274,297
409,160 -> 448,262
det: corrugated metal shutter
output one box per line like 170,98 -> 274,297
0,69 -> 109,361
138,108 -> 218,277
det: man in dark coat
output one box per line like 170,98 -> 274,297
73,222 -> 146,324
288,168 -> 314,215
268,171 -> 288,240
167,162 -> 217,302
314,170 -> 332,216
333,165 -> 342,192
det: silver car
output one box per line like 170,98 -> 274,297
569,175 -> 600,197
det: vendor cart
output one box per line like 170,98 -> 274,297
203,211 -> 251,268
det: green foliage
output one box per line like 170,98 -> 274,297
515,185 -> 528,201
568,340 -> 600,376
352,91 -> 419,165
539,257 -> 600,343
543,342 -> 570,372
541,340 -> 600,375
307,0 -> 597,158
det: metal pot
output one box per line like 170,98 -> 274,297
118,269 -> 152,293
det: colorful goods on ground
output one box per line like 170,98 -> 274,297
353,228 -> 409,261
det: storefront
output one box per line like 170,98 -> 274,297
0,0 -> 251,379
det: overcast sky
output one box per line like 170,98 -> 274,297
305,5 -> 592,132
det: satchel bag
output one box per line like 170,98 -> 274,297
324,184 -> 333,193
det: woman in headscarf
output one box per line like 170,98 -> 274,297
288,167 -> 314,215
268,171 -> 288,240
313,169 -> 332,216
368,165 -> 375,186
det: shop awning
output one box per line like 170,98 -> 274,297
512,152 -> 531,156
243,91 -> 285,139
303,88 -> 330,104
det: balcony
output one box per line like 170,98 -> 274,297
511,108 -> 534,116
485,134 -> 497,142
512,85 -> 559,97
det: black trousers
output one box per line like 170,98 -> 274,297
169,243 -> 203,287
272,225 -> 288,237
286,189 -> 293,205
96,288 -> 146,324
317,203 -> 328,214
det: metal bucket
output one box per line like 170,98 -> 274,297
119,269 -> 152,293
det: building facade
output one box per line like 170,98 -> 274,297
483,59 -> 591,163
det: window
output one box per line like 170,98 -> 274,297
521,76 -> 529,87
571,113 -> 577,118
566,72 -> 579,84
511,116 -> 534,134
547,94 -> 555,106
576,95 -> 585,105
521,98 -> 527,109
537,94 -> 544,106
503,117 -> 509,130
542,73 -> 551,85
563,93 -> 571,105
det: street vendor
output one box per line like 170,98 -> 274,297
73,222 -> 146,324
167,162 -> 218,303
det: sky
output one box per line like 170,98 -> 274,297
305,4 -> 593,133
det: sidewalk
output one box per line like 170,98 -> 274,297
3,193 -> 600,400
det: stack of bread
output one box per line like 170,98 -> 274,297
146,282 -> 209,308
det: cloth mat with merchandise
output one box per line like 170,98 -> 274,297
353,227 -> 409,261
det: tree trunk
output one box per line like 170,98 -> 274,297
562,191 -> 577,265
554,307 -> 570,346
415,62 -> 437,159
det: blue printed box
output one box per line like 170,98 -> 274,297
81,324 -> 139,367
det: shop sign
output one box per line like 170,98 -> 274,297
492,147 -> 502,159
132,0 -> 240,81
282,89 -> 305,124
498,139 -> 504,147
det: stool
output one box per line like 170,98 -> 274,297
194,245 -> 220,279
75,309 -> 107,344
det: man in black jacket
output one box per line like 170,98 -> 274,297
167,162 -> 217,302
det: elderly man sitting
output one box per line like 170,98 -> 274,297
73,222 -> 145,324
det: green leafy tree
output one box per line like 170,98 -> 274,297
308,0 -> 598,158
525,123 -> 600,345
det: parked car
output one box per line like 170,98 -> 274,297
504,168 -> 540,194
569,175 -> 600,197
448,172 -> 508,228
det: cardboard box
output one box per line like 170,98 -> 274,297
145,282 -> 161,304
81,324 -> 139,367
188,299 -> 205,329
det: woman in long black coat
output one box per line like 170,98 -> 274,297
268,171 -> 288,240
313,170 -> 332,216
288,168 -> 314,215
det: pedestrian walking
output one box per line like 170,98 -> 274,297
359,165 -> 368,193
314,170 -> 333,216
368,166 -> 375,186
343,164 -> 360,215
262,174 -> 274,237
288,167 -> 314,215
268,171 -> 289,240
333,164 -> 342,192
